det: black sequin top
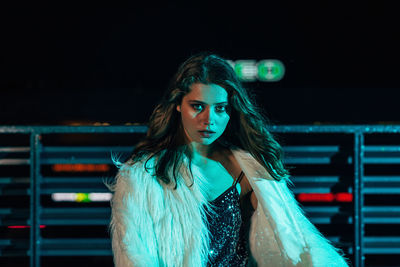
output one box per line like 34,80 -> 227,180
205,171 -> 249,267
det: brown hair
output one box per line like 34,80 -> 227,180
129,52 -> 289,188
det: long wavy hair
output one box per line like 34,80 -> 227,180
129,52 -> 289,188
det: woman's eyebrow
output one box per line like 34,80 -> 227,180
188,100 -> 228,105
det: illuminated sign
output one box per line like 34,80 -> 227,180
297,192 -> 353,202
52,164 -> 110,172
51,192 -> 112,202
8,225 -> 46,229
228,59 -> 285,82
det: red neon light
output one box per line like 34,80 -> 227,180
52,164 -> 110,172
297,193 -> 353,203
8,225 -> 46,229
298,193 -> 335,202
335,192 -> 353,202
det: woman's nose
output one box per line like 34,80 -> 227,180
202,107 -> 215,125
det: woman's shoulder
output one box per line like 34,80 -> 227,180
111,154 -> 159,186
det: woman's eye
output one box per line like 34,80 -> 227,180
191,104 -> 203,111
215,105 -> 227,113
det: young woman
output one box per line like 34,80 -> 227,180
107,53 -> 350,266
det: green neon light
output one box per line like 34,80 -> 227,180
257,60 -> 285,82
234,60 -> 258,82
231,59 -> 285,82
76,193 -> 91,203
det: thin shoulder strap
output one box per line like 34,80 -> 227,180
233,171 -> 244,186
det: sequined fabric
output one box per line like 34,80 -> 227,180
205,172 -> 249,267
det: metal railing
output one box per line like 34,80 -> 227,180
1,125 -> 400,267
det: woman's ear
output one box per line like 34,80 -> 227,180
176,105 -> 181,112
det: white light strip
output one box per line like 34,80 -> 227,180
52,193 -> 77,202
51,192 -> 112,202
89,193 -> 112,201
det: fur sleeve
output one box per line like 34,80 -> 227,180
106,159 -> 161,267
250,177 -> 350,267
231,148 -> 350,266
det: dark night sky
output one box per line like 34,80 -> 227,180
1,2 -> 399,125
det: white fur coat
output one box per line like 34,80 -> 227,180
107,148 -> 349,267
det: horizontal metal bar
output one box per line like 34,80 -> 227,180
0,159 -> 30,165
364,176 -> 400,182
0,208 -> 29,215
364,176 -> 400,193
42,146 -> 133,152
0,220 -> 30,226
40,249 -> 112,256
306,217 -> 350,224
364,207 -> 400,212
364,187 -> 400,194
0,177 -> 30,184
0,125 -> 148,134
0,147 -> 30,152
40,219 -> 109,225
303,206 -> 342,213
284,157 -> 333,164
40,158 -> 113,164
292,188 -> 341,194
39,238 -> 111,256
42,207 -> 109,214
42,177 -> 106,183
1,251 -> 30,257
365,146 -> 400,152
363,206 -> 400,223
41,177 -> 109,193
0,239 -> 12,246
284,146 -> 340,152
291,176 -> 342,182
2,125 -> 400,134
291,176 -> 344,193
41,208 -> 110,225
282,145 -> 350,164
302,207 -> 352,224
0,188 -> 30,195
363,237 -> 400,254
365,237 -> 400,242
364,158 -> 400,164
364,188 -> 400,194
42,238 -> 110,244
0,239 -> 29,248
364,218 -> 400,223
364,248 -> 400,254
270,125 -> 400,133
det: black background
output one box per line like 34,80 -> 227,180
1,2 -> 399,125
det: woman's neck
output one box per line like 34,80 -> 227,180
190,142 -> 227,166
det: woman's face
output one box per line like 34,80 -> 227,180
176,83 -> 230,146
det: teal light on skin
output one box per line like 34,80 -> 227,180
176,83 -> 241,200
176,83 -> 231,157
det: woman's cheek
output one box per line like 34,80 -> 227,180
222,115 -> 230,128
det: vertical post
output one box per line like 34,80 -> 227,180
354,132 -> 364,267
30,132 -> 41,267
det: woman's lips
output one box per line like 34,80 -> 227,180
198,131 -> 216,138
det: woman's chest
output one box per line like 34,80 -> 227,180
197,160 -> 240,201
195,155 -> 252,202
